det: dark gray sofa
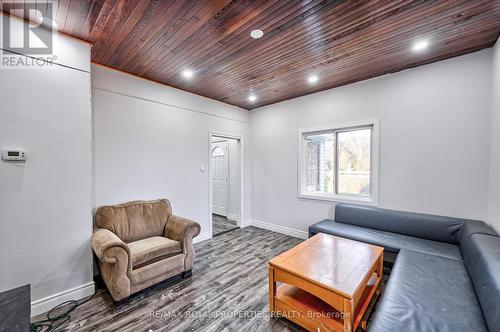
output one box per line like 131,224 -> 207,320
308,204 -> 500,332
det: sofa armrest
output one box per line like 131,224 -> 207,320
92,228 -> 131,266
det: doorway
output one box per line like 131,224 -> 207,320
210,135 -> 241,237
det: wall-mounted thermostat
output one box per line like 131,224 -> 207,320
2,150 -> 27,161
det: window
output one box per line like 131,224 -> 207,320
336,128 -> 371,197
305,132 -> 334,194
298,120 -> 379,204
212,146 -> 225,157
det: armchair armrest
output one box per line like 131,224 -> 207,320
92,228 -> 131,266
165,215 -> 200,271
164,215 -> 201,246
91,228 -> 132,301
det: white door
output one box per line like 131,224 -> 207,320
211,140 -> 228,216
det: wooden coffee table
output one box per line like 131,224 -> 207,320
268,233 -> 383,332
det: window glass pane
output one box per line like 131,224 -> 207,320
304,132 -> 334,195
212,146 -> 224,156
337,128 -> 371,196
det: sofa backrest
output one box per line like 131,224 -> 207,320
95,199 -> 172,243
458,219 -> 498,244
334,204 -> 468,244
461,233 -> 500,332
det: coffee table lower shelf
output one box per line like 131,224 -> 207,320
273,274 -> 381,332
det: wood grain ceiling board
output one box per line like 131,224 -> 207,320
2,0 -> 500,110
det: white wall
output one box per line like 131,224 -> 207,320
251,50 -> 493,235
0,15 -> 93,315
92,65 -> 252,241
488,38 -> 500,233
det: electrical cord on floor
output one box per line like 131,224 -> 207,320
30,293 -> 95,332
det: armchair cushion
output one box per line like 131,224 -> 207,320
128,236 -> 182,269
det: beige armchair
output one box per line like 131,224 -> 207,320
91,199 -> 200,301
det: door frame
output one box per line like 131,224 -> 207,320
208,131 -> 244,238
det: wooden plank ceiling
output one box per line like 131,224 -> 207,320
3,0 -> 500,109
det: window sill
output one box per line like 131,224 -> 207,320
297,193 -> 378,206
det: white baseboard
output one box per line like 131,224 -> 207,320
197,220 -> 307,243
240,219 -> 253,228
227,213 -> 238,221
31,282 -> 95,317
244,219 -> 308,239
194,231 -> 211,244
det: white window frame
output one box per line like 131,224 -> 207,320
297,119 -> 380,205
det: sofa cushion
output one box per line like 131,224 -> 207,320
95,199 -> 172,242
128,236 -> 182,269
369,249 -> 488,332
461,233 -> 500,332
309,220 -> 462,261
335,204 -> 467,244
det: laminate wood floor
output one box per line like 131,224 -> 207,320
212,214 -> 238,237
54,226 -> 305,332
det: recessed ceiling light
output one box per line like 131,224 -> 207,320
182,69 -> 194,78
248,94 -> 257,102
250,29 -> 264,39
308,75 -> 319,84
412,40 -> 429,52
